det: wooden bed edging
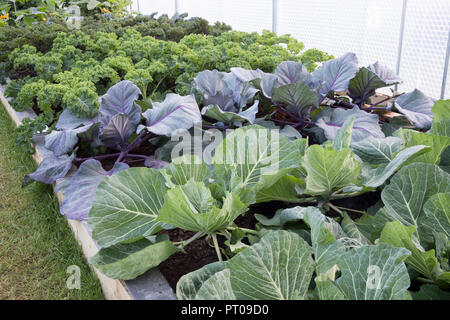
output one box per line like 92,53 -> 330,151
0,88 -> 176,300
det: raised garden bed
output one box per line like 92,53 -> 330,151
1,3 -> 449,297
2,49 -> 449,299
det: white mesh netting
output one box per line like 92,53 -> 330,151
130,0 -> 450,99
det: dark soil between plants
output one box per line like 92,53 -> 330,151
158,211 -> 257,290
157,190 -> 383,290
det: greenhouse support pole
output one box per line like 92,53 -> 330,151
272,0 -> 279,34
395,0 -> 408,92
440,29 -> 450,99
175,0 -> 179,14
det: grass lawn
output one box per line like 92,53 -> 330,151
0,102 -> 103,300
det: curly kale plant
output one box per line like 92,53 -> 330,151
4,27 -> 332,149
62,82 -> 100,119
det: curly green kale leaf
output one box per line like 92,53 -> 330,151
124,69 -> 152,98
37,83 -> 69,116
63,82 -> 100,118
14,79 -> 46,112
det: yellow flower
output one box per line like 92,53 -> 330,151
0,13 -> 9,20
101,8 -> 110,14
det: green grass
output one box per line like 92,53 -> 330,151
0,103 -> 103,300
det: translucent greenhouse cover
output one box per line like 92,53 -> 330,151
130,0 -> 450,99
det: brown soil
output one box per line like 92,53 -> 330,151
332,190 -> 381,219
158,229 -> 219,290
157,189 -> 382,290
31,100 -> 40,116
15,69 -> 38,80
75,139 -> 384,291
157,197 -> 343,290
77,140 -> 157,171
158,211 -> 257,290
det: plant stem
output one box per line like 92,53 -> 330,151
272,118 -> 315,129
327,202 -> 343,216
226,226 -> 259,235
124,159 -> 145,164
73,131 -> 155,166
211,233 -> 222,262
278,106 -> 301,121
272,118 -> 297,125
299,119 -> 316,126
151,75 -> 167,96
293,119 -> 316,130
174,231 -> 205,247
127,153 -> 148,159
219,230 -> 231,240
124,130 -> 154,153
294,197 -> 318,203
330,191 -> 365,200
115,151 -> 126,164
416,277 -> 435,285
361,106 -> 388,112
334,99 -> 357,109
74,152 -> 121,163
369,93 -> 404,107
317,95 -> 327,106
332,205 -> 366,215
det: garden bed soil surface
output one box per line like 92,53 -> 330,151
157,189 -> 382,290
159,211 -> 257,289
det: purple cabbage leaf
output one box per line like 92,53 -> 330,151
230,67 -> 266,83
274,61 -> 321,89
45,125 -> 94,156
392,89 -> 435,130
194,70 -> 259,124
59,159 -> 129,220
272,82 -> 318,117
315,106 -> 385,143
24,150 -> 76,186
77,122 -> 103,148
56,109 -> 99,130
312,52 -> 359,101
99,80 -> 142,126
100,113 -> 136,149
231,61 -> 320,99
348,62 -> 402,105
139,93 -> 202,136
45,109 -> 99,156
201,101 -> 259,125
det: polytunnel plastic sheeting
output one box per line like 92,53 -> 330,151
400,0 -> 450,99
130,0 -> 450,99
131,0 -> 176,17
